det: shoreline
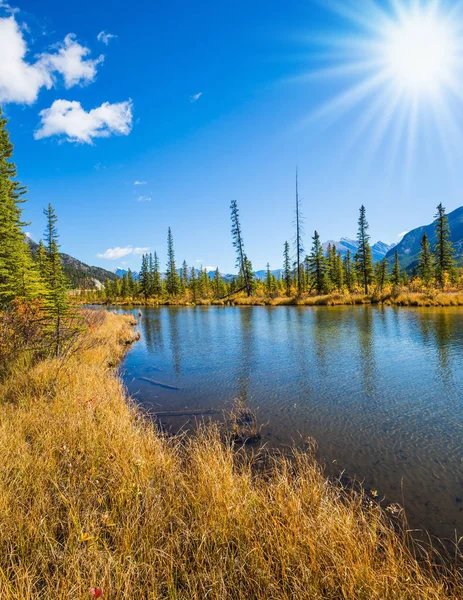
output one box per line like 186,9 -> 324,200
85,290 -> 463,308
1,310 -> 461,598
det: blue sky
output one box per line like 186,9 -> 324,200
3,0 -> 463,273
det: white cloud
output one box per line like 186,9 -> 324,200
137,195 -> 151,202
195,259 -> 203,263
97,245 -> 149,260
0,15 -> 104,104
134,180 -> 147,185
34,99 -> 133,144
190,92 -> 202,103
97,30 -> 117,45
204,266 -> 216,271
0,17 -> 52,104
39,34 -> 104,88
398,231 -> 409,238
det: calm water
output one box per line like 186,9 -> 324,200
117,305 -> 463,541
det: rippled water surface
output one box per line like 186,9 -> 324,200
117,305 -> 463,540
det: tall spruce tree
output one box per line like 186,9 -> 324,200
355,205 -> 374,294
0,109 -> 42,304
283,241 -> 292,296
375,258 -> 389,292
433,203 -> 455,288
165,227 -> 180,296
418,231 -> 433,286
139,254 -> 150,299
152,251 -> 162,296
230,200 -> 253,296
181,260 -> 189,291
42,204 -> 70,357
308,231 -> 326,294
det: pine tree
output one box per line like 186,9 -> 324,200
375,258 -> 389,292
308,231 -> 326,294
355,205 -> 374,294
189,266 -> 197,302
165,227 -> 180,296
121,273 -> 129,298
42,204 -> 70,356
152,251 -> 162,296
0,109 -> 42,304
391,250 -> 401,287
181,260 -> 189,291
139,254 -> 150,299
418,231 -> 433,286
213,267 -> 224,298
433,203 -> 455,288
283,241 -> 292,296
127,269 -> 135,298
334,251 -> 344,291
230,200 -> 253,296
343,249 -> 356,292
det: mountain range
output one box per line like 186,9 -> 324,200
385,206 -> 463,271
321,239 -> 395,263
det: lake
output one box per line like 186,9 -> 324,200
116,305 -> 463,542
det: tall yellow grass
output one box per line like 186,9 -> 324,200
0,311 -> 461,599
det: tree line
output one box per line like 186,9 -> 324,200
96,181 -> 459,304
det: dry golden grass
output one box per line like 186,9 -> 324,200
1,310 -> 461,599
88,290 -> 463,308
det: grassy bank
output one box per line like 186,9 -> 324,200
0,311 -> 461,599
87,290 -> 463,308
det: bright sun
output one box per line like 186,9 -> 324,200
381,9 -> 458,95
306,0 -> 463,166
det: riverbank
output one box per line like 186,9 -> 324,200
87,290 -> 463,308
0,311 -> 461,598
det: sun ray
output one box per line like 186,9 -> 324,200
299,0 -> 463,170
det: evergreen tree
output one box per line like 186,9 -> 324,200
0,109 -> 42,304
391,250 -> 401,287
433,203 -> 455,288
213,267 -> 225,298
343,249 -> 356,292
308,231 -> 326,294
165,227 -> 180,296
334,251 -> 344,291
355,205 -> 374,294
418,231 -> 433,286
152,251 -> 162,296
283,241 -> 292,296
375,258 -> 389,292
121,273 -> 129,298
230,200 -> 253,296
139,254 -> 150,300
181,260 -> 189,291
127,269 -> 135,298
42,204 -> 70,356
